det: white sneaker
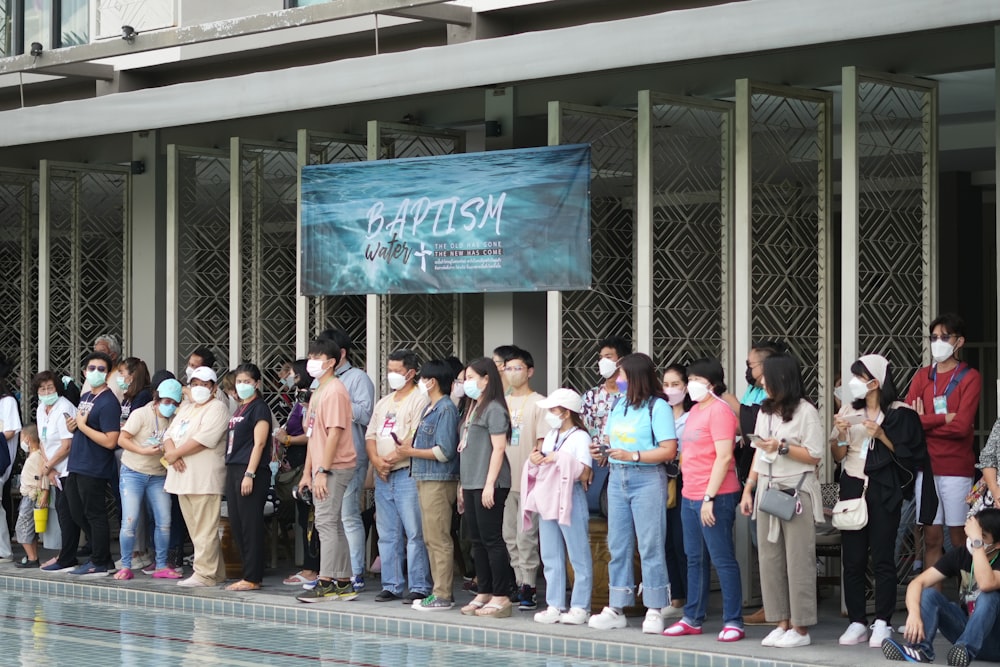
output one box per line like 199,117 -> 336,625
775,630 -> 811,648
588,607 -> 627,630
838,622 -> 869,646
762,627 -> 789,647
534,606 -> 562,624
642,609 -> 665,634
560,608 -> 589,625
660,605 -> 684,619
176,575 -> 210,588
869,619 -> 892,648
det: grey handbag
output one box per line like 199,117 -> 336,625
758,461 -> 808,521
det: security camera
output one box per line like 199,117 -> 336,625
29,42 -> 43,56
121,25 -> 137,43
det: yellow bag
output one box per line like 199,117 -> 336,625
667,477 -> 678,509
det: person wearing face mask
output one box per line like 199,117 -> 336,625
116,357 -> 152,426
904,313 -> 982,576
221,363 -> 273,591
0,354 -> 22,565
581,336 -> 630,450
365,349 -> 432,603
500,346 -> 550,611
180,347 -> 217,403
33,370 -> 75,569
114,378 -> 183,581
82,334 -> 125,402
523,388 -> 593,625
661,363 -> 694,619
59,351 -> 121,576
831,354 -> 935,649
13,425 -> 46,568
162,366 -> 230,587
588,353 -> 677,636
666,357 -> 743,642
391,359 -> 461,611
882,508 -> 1000,665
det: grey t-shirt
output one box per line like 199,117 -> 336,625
460,400 -> 511,490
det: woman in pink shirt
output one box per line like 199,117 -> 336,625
664,357 -> 744,642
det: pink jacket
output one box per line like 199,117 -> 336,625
521,449 -> 586,530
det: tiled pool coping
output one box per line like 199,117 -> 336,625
1,573 -> 837,667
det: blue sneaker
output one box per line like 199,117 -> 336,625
351,575 -> 365,592
41,561 -> 77,573
882,637 -> 933,663
68,561 -> 110,577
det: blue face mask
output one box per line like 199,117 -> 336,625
463,378 -> 482,401
158,403 -> 177,419
236,383 -> 256,400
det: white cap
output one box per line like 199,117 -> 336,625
536,388 -> 583,413
189,366 -> 217,383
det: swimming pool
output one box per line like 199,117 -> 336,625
0,591 -> 605,667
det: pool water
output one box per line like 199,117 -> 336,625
0,592 -> 604,667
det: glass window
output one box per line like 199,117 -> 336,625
289,0 -> 331,6
1,0 -> 11,57
60,0 -> 88,46
23,0 -> 52,53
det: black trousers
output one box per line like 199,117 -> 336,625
463,487 -> 515,597
665,501 -> 687,601
841,473 -> 901,624
225,464 -> 270,583
53,485 -> 78,566
65,472 -> 113,567
298,495 -> 321,572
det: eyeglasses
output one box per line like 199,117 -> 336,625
504,366 -> 526,373
745,360 -> 761,369
86,365 -> 108,372
929,334 -> 956,343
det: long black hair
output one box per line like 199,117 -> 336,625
760,354 -> 806,422
619,353 -> 667,409
663,363 -> 694,413
464,357 -> 511,440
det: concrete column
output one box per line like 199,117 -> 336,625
129,130 -> 166,368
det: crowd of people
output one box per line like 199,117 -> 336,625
1,314 -> 1000,665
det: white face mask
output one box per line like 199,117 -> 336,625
847,376 -> 871,402
931,339 -> 955,364
544,411 -> 564,430
20,441 -> 29,453
190,385 -> 212,405
306,359 -> 326,379
664,387 -> 687,406
598,357 -> 618,379
687,381 -> 710,403
387,372 -> 408,391
417,379 -> 430,396
451,381 -> 465,400
184,366 -> 195,382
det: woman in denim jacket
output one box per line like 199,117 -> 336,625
393,359 -> 460,611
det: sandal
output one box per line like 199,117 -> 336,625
717,626 -> 746,642
114,568 -> 134,581
663,620 -> 703,636
283,572 -> 318,586
152,568 -> 183,580
225,580 -> 261,592
475,602 -> 513,618
460,600 -> 487,616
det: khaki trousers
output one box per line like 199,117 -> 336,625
417,480 -> 459,599
501,490 -> 540,587
179,494 -> 225,585
757,491 -> 817,627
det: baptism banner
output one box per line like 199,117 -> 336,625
300,144 -> 592,295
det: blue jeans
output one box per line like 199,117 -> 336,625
539,483 -> 592,611
916,588 -> 1000,662
119,465 -> 171,569
606,464 -> 668,609
375,469 -> 431,595
342,462 -> 367,577
681,492 -> 743,627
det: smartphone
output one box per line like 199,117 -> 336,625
390,432 -> 401,446
597,443 -> 610,457
844,414 -> 865,425
747,434 -> 764,446
63,412 -> 72,420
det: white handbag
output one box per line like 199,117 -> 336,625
831,477 -> 868,531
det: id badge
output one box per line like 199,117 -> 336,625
933,395 -> 948,415
226,431 -> 234,456
859,438 -> 870,461
177,420 -> 190,437
145,434 -> 162,448
306,412 -> 316,438
511,426 -> 520,447
967,600 -> 976,615
380,415 -> 397,439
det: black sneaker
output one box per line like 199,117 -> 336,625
375,589 -> 401,602
517,584 -> 537,611
15,558 -> 40,569
882,637 -> 933,663
947,644 -> 971,667
297,580 -> 337,603
332,580 -> 359,601
402,590 -> 429,604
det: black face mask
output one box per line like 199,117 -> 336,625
745,367 -> 756,387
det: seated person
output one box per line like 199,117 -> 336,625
882,508 -> 1000,666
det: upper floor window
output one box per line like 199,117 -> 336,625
5,0 -> 89,56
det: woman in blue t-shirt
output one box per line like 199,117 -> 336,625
588,353 -> 678,634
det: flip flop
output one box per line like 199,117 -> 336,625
225,580 -> 261,591
475,602 -> 512,618
283,572 -> 318,586
152,568 -> 183,580
718,626 -> 746,642
114,568 -> 134,581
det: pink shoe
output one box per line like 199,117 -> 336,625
152,567 -> 183,580
113,568 -> 134,581
717,625 -> 746,642
663,620 -> 703,636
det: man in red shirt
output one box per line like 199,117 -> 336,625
905,313 -> 982,572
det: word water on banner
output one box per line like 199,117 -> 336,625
300,144 -> 592,295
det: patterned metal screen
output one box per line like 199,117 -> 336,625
0,170 -> 39,422
370,123 -> 468,382
172,148 -> 231,374
648,95 -> 731,368
556,105 -> 636,394
303,132 -> 368,367
855,78 -> 934,392
237,141 -> 298,412
747,88 -> 830,405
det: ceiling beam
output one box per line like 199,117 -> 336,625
34,63 -> 116,81
383,4 -> 474,26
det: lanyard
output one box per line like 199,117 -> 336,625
967,550 -> 1000,595
552,427 -> 579,452
931,363 -> 964,398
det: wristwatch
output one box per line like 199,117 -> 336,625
703,494 -> 715,503
315,467 -> 330,475
970,538 -> 985,550
243,471 -> 256,479
632,452 -> 640,462
777,442 -> 790,456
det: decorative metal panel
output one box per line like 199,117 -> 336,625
174,149 -> 231,373
747,88 -> 830,406
95,0 -> 175,39
648,95 -> 731,367
237,141 -> 298,413
855,78 -> 934,392
44,164 -> 130,382
304,132 -> 368,367
558,106 -> 636,394
0,170 -> 39,422
371,123 -> 468,382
